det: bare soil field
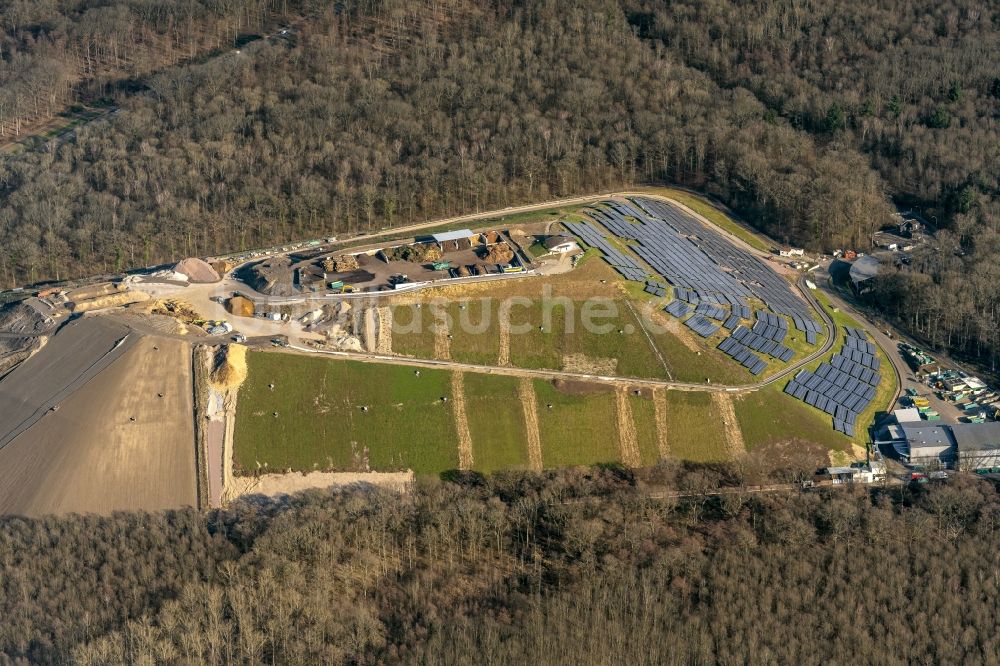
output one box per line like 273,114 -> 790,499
0,317 -> 134,449
0,331 -> 197,516
233,470 -> 414,498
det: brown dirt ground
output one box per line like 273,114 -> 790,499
433,317 -> 451,360
651,310 -> 701,353
386,252 -> 621,306
0,335 -> 197,516
550,378 -> 616,396
451,372 -> 474,470
652,388 -> 670,458
561,353 -> 617,375
615,387 -> 641,467
518,378 -> 543,471
234,470 -> 414,498
711,392 -> 747,458
497,314 -> 511,366
376,306 -> 393,354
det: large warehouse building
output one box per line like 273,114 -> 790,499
951,422 -> 1000,471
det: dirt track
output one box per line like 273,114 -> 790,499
0,332 -> 197,516
451,372 -> 474,470
652,388 -> 670,458
712,392 -> 746,458
615,388 -> 641,467
518,378 -> 543,470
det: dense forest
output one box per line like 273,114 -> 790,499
0,0 -> 998,365
0,468 -> 997,663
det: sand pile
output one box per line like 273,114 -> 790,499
70,290 -> 150,312
484,243 -> 514,264
210,260 -> 233,276
152,298 -> 202,323
226,296 -> 255,317
66,283 -> 120,302
210,344 -> 248,391
174,257 -> 221,283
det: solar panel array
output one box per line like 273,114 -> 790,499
563,197 -> 833,377
562,221 -> 647,281
726,325 -> 795,362
684,314 -> 720,338
586,201 -> 755,306
718,336 -> 768,375
664,300 -> 692,318
627,196 -> 818,322
783,327 -> 882,436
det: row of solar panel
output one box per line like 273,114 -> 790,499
646,279 -> 669,290
612,266 -> 648,282
718,337 -> 768,375
796,367 -> 877,404
843,336 -> 876,354
563,221 -> 646,281
814,355 -> 882,395
833,420 -> 856,436
784,380 -> 862,426
791,313 -> 823,334
844,326 -> 868,340
684,313 -> 719,337
695,303 -> 727,320
830,353 -> 881,382
751,320 -> 788,343
723,314 -> 742,330
782,333 -> 886,434
644,284 -> 667,297
730,325 -> 795,362
664,300 -> 691,318
673,287 -> 751,313
755,310 -> 788,330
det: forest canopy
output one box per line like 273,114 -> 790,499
0,0 -> 998,364
0,470 -> 997,664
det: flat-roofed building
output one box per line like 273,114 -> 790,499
900,424 -> 955,467
951,422 -> 1000,471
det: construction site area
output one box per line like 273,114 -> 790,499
0,191 -> 898,515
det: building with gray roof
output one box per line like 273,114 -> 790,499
900,424 -> 955,467
951,422 -> 1000,471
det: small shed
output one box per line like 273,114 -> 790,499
826,467 -> 857,484
432,229 -> 475,252
849,256 -> 881,294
